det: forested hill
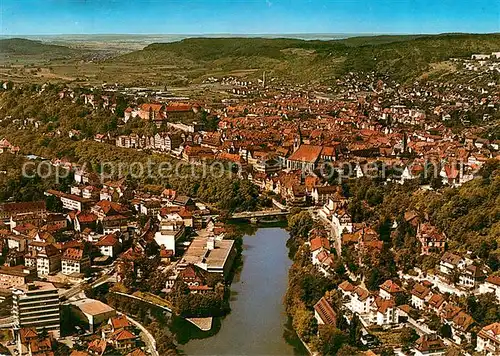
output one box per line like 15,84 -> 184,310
114,33 -> 500,82
0,38 -> 79,61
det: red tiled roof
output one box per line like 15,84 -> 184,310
314,296 -> 337,325
486,275 -> 500,286
76,212 -> 98,223
415,334 -> 446,353
88,339 -> 108,354
374,297 -> 395,313
62,248 -> 84,261
452,311 -> 474,331
480,322 -> 500,337
379,280 -> 402,294
111,315 -> 131,330
125,349 -> 146,356
411,283 -> 431,299
95,234 -> 118,247
109,328 -> 136,341
339,280 -> 355,292
288,144 -> 323,163
310,237 -> 330,252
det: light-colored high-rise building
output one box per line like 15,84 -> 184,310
12,281 -> 60,339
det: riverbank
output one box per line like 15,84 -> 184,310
179,227 -> 308,355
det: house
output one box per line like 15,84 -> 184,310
480,275 -> 500,302
5,234 -> 28,252
313,296 -> 337,326
140,200 -> 161,216
309,237 -> 330,262
62,248 -> 90,275
87,338 -> 111,356
101,179 -> 130,201
331,209 -> 353,235
177,236 -> 236,279
311,186 -> 341,205
427,293 -> 447,314
108,314 -> 132,331
417,223 -> 446,255
107,328 -> 137,352
45,190 -> 93,211
477,322 -> 500,355
177,264 -> 213,294
411,283 -> 432,309
95,234 -> 121,259
44,213 -> 68,231
25,243 -> 61,277
459,264 -> 486,289
27,335 -> 55,356
439,252 -> 465,278
379,280 -> 403,300
154,218 -> 185,256
413,334 -> 447,356
137,103 -> 164,120
351,286 -> 375,315
449,311 -> 475,344
315,250 -> 335,274
371,297 -> 397,325
74,212 -> 98,232
440,304 -> 462,324
91,201 -> 131,221
18,328 -> 38,352
338,280 -> 356,299
0,201 -> 46,220
0,265 -> 35,288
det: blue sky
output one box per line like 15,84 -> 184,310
0,0 -> 499,35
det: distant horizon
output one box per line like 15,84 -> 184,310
1,1 -> 498,36
1,31 -> 499,40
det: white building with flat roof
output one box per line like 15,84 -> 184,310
177,236 -> 236,278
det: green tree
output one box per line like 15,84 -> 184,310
400,327 -> 419,347
315,325 -> 347,355
292,308 -> 317,342
288,211 -> 313,239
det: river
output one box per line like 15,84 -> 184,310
178,227 -> 308,355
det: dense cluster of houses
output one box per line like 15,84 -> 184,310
0,158 -> 240,355
1,48 -> 499,354
295,184 -> 500,355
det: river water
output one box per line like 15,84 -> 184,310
178,227 -> 308,355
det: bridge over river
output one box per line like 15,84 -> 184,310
230,209 -> 289,221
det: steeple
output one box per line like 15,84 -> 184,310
294,123 -> 302,152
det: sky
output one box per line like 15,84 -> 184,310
0,0 -> 499,36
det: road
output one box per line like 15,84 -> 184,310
119,312 -> 159,356
61,273 -> 116,300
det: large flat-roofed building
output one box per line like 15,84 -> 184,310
70,299 -> 116,333
12,281 -> 60,338
178,236 -> 236,278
